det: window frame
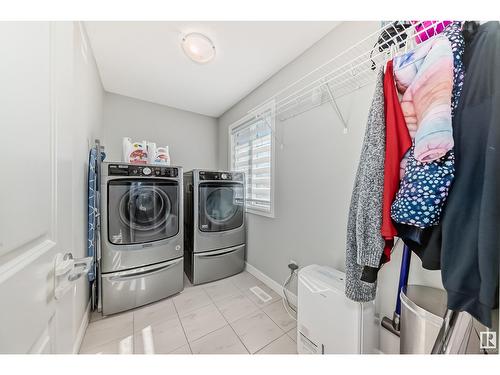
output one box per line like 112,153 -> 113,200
228,101 -> 276,218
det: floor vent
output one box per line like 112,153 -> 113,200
249,286 -> 272,303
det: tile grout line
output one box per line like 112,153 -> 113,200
255,332 -> 290,354
203,281 -> 251,354
225,299 -> 284,354
229,275 -> 272,312
248,308 -> 286,354
172,296 -> 194,354
227,274 -> 288,354
84,273 -> 268,354
144,273 -> 263,354
132,309 -> 135,354
81,313 -> 135,353
176,287 -> 214,316
260,299 -> 296,333
134,300 -> 187,354
175,287 -> 232,351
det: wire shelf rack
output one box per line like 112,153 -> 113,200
248,21 -> 452,129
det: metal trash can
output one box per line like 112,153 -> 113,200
400,285 -> 447,354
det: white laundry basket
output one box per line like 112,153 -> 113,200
400,285 -> 447,354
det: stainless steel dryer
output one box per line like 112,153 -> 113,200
184,170 -> 246,284
100,162 -> 184,315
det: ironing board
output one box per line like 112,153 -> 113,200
87,140 -> 105,310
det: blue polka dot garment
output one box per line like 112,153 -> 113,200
391,145 -> 454,228
444,22 -> 465,117
391,22 -> 464,228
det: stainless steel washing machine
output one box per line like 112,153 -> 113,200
184,170 -> 246,284
100,162 -> 184,315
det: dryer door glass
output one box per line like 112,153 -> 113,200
108,179 -> 179,244
198,182 -> 244,232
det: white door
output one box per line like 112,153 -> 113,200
0,22 -> 84,354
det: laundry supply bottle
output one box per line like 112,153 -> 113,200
147,141 -> 170,165
122,137 -> 148,164
154,146 -> 171,165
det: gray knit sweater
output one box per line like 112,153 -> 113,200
345,69 -> 386,302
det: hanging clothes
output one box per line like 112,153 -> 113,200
422,21 -> 500,327
412,21 -> 453,44
394,35 -> 454,163
390,145 -> 454,228
445,22 -> 466,117
380,60 -> 412,262
416,22 -> 469,269
345,68 -> 386,302
391,22 -> 463,249
358,60 -> 413,285
362,25 -> 462,282
358,59 -> 413,285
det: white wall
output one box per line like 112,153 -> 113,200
217,21 -> 444,353
70,22 -> 104,352
102,93 -> 219,171
0,21 -> 104,353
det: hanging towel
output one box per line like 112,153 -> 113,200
394,35 -> 454,163
345,68 -> 386,302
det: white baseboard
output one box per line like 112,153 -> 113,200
244,262 -> 297,307
73,301 -> 91,354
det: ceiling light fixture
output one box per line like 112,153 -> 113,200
181,32 -> 216,64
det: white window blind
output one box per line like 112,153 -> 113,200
230,108 -> 274,216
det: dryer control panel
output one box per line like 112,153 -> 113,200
108,164 -> 178,177
199,171 -> 243,181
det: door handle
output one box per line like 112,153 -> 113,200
54,253 -> 92,299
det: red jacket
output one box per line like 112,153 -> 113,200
382,60 -> 412,260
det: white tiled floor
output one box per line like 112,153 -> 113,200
80,271 -> 298,354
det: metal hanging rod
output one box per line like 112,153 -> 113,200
248,21 -> 455,128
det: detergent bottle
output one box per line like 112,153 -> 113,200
147,142 -> 157,164
155,146 -> 171,165
122,137 -> 148,164
147,141 -> 170,165
122,137 -> 132,162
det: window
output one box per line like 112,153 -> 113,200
229,103 -> 275,217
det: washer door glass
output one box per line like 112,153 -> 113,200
198,182 -> 244,232
108,179 -> 179,245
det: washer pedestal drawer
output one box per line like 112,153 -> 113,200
101,257 -> 183,315
192,244 -> 245,285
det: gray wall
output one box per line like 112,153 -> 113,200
102,93 -> 219,171
218,21 -> 444,353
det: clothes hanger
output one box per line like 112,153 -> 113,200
384,43 -> 398,74
371,21 -> 413,71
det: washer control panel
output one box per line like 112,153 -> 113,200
108,163 -> 178,177
198,171 -> 243,181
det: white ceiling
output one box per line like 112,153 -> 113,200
84,21 -> 340,117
